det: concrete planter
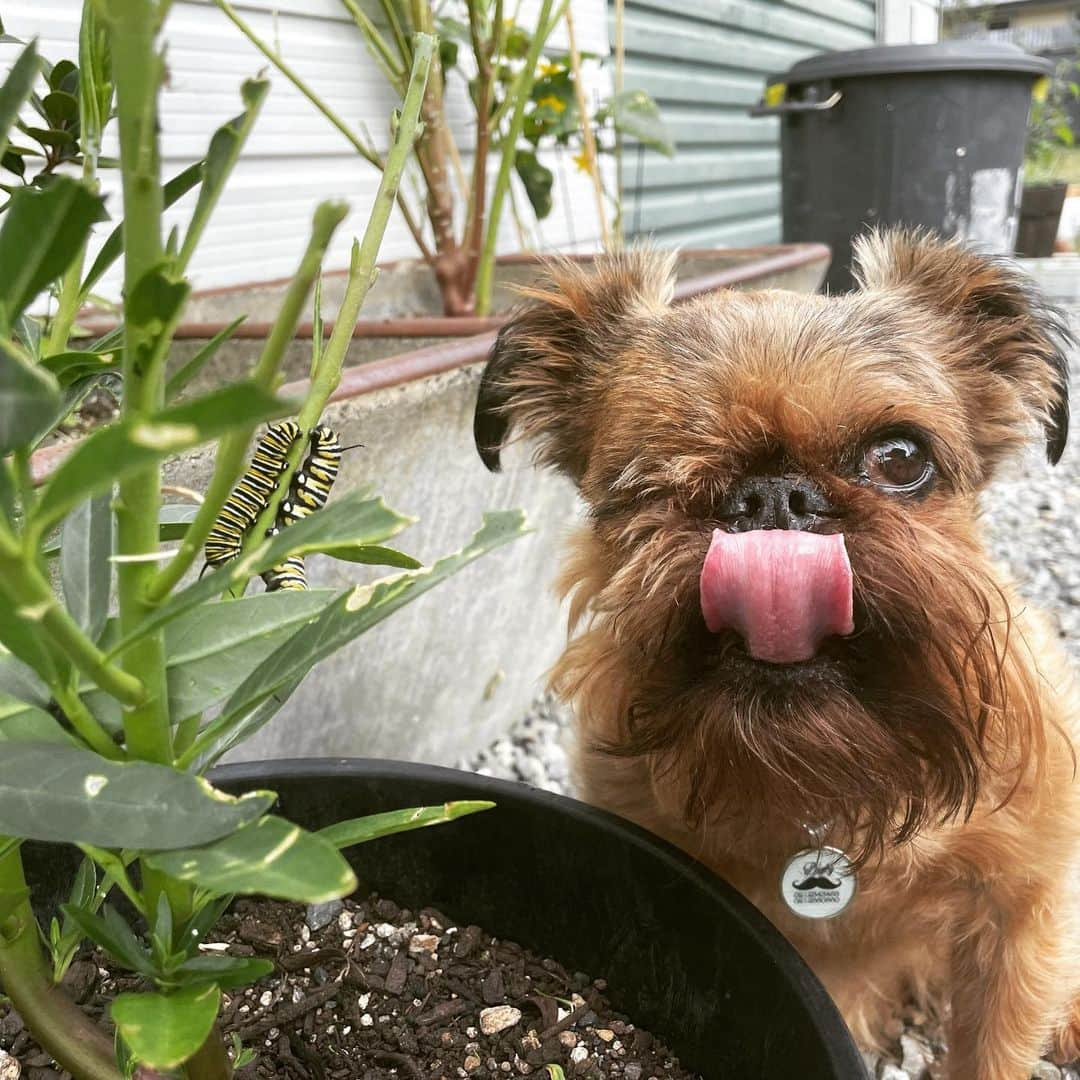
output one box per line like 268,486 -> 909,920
35,245 -> 829,767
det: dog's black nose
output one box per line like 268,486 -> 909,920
717,475 -> 833,532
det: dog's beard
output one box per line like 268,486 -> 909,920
563,511 -> 1040,866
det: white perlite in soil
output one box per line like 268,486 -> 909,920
463,316 -> 1080,1079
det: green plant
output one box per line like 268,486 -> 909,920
0,5 -> 526,1077
216,0 -> 673,318
1026,57 -> 1080,183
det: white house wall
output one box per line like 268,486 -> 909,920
6,0 -> 613,296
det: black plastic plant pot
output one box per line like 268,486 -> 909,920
18,759 -> 864,1079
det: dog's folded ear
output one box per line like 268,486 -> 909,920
473,249 -> 677,479
852,228 -> 1072,465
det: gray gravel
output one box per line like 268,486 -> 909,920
462,310 -> 1080,1079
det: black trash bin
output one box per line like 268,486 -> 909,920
751,42 -> 1052,293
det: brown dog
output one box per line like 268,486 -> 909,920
474,231 -> 1080,1080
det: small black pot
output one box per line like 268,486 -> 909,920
19,759 -> 863,1078
1015,181 -> 1069,258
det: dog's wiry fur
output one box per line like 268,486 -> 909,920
474,232 -> 1080,1079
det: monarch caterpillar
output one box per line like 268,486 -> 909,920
278,425 -> 342,527
260,527 -> 308,592
203,421 -> 301,570
203,422 -> 347,593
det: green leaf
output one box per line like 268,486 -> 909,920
195,673 -> 304,769
0,459 -> 12,522
0,42 -> 38,170
41,91 -> 78,130
48,61 -> 78,94
111,492 -> 413,654
176,895 -> 231,955
0,650 -> 50,707
172,954 -> 274,990
30,370 -> 121,452
604,89 -> 674,156
164,590 -> 335,720
0,342 -> 62,454
0,176 -> 106,327
125,264 -> 190,348
80,161 -> 203,297
0,743 -> 274,848
210,512 -> 528,729
145,815 -> 357,903
319,801 -> 494,849
0,886 -> 30,923
0,595 -> 61,687
78,2 -> 114,166
61,492 -> 113,640
51,856 -> 101,979
0,695 -> 77,745
69,854 -> 99,910
439,38 -> 459,71
15,314 -> 43,361
514,150 -> 554,220
32,382 -> 295,535
62,904 -> 154,975
83,590 -> 337,731
317,543 -> 420,569
179,78 -> 269,268
165,315 -> 246,402
40,350 -> 120,388
112,984 -> 221,1070
44,503 -> 196,558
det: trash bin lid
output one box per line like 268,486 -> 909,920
781,41 -> 1053,84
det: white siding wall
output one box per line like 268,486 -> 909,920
5,0 -> 612,297
881,0 -> 941,44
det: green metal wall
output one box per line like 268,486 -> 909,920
616,0 -> 877,247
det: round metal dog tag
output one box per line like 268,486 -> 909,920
780,846 -> 856,920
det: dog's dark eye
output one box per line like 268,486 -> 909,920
862,436 -> 932,491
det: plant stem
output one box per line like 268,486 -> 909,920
147,202 -> 348,601
227,34 -> 436,593
304,34 -> 435,427
0,849 -> 124,1080
185,1024 -> 232,1080
212,0 -> 435,264
106,0 -> 172,766
45,250 -> 88,356
474,0 -> 556,316
565,6 -> 609,249
341,0 -> 405,88
462,0 -> 503,304
377,0 -> 411,74
0,528 -> 144,707
54,685 -> 124,760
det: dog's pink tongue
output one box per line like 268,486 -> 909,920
700,529 -> 854,664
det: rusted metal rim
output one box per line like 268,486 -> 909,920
33,243 -> 830,484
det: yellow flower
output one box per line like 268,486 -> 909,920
539,60 -> 563,76
572,150 -> 592,174
536,94 -> 566,113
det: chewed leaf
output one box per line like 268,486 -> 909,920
145,815 -> 357,903
0,744 -> 274,849
319,801 -> 494,849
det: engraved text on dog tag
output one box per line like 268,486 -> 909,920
780,845 -> 856,919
